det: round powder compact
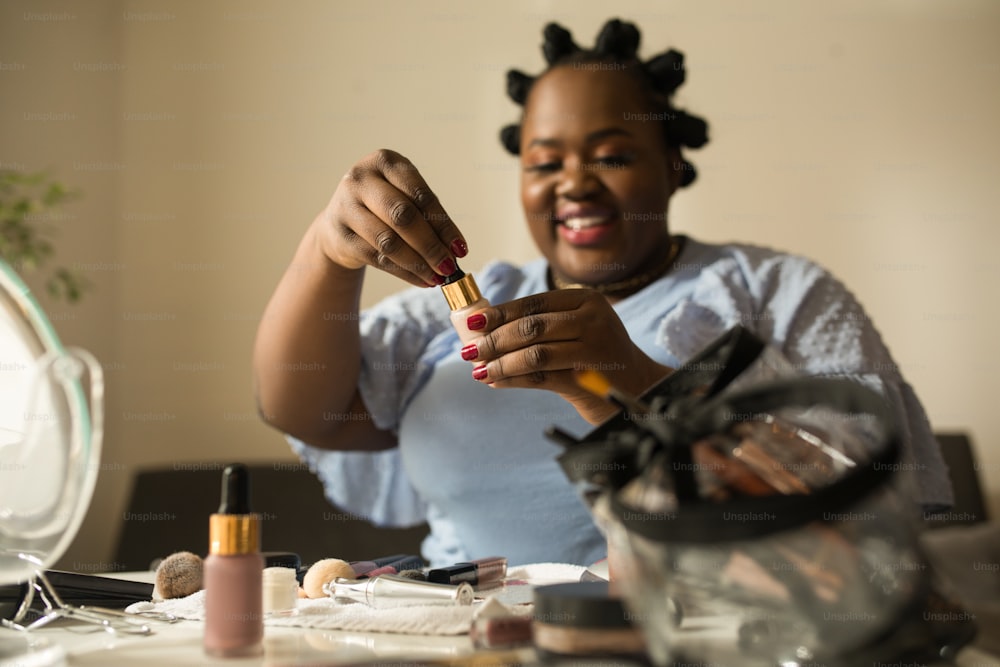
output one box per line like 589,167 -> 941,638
532,581 -> 647,660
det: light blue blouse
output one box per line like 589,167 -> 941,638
288,236 -> 951,567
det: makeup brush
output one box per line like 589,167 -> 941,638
153,551 -> 204,600
303,558 -> 356,599
574,369 -> 671,441
575,369 -> 650,414
544,425 -> 580,448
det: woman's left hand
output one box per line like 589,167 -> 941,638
461,289 -> 672,424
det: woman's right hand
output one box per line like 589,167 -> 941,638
314,149 -> 468,287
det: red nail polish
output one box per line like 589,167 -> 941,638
472,365 -> 488,381
467,313 -> 486,331
432,274 -> 446,285
437,258 -> 456,276
451,239 -> 469,258
440,270 -> 491,344
461,344 -> 478,361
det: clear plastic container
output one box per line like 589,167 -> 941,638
551,327 -> 975,666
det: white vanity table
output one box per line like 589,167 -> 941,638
19,622 -> 489,667
14,611 -> 996,667
9,569 -> 996,667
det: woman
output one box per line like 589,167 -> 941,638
253,19 -> 950,567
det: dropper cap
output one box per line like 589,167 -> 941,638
209,463 -> 260,556
440,264 -> 483,310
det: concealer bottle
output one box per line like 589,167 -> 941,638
204,463 -> 264,657
441,265 -> 490,344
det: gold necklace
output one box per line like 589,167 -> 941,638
550,236 -> 683,296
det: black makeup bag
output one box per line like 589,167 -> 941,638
550,326 -> 976,667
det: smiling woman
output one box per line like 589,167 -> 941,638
518,68 -> 684,293
252,18 -> 952,568
504,20 -> 706,295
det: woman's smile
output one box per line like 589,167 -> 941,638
519,65 -> 681,290
555,203 -> 618,247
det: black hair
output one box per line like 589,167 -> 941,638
500,18 -> 709,187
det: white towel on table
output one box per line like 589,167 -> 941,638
125,562 -> 585,636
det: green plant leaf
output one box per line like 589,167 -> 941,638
0,168 -> 86,303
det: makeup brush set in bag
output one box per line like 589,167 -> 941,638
550,326 -> 977,666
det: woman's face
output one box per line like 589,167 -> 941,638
519,64 -> 680,287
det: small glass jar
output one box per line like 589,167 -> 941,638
261,566 -> 299,617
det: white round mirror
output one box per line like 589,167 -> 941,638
0,259 -> 103,663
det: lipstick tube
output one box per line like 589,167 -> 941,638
328,574 -> 474,608
350,554 -> 425,577
427,556 -> 508,586
348,561 -> 380,577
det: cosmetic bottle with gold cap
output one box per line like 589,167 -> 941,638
204,463 -> 264,657
441,264 -> 491,344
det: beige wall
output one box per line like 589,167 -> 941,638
2,0 -> 998,570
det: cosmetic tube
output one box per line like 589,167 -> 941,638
328,574 -> 474,608
363,565 -> 399,578
427,556 -> 508,586
203,464 -> 264,657
349,561 -> 380,577
441,266 -> 490,344
350,554 -> 425,577
370,553 -> 423,568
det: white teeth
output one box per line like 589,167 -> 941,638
562,216 -> 608,231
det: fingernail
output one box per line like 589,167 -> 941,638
472,364 -> 488,381
437,258 -> 456,276
451,239 -> 469,258
467,313 -> 486,330
432,274 -> 446,285
460,344 -> 478,361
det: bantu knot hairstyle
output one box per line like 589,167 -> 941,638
500,18 -> 709,187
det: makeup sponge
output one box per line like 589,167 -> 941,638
153,551 -> 204,600
302,558 -> 355,599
